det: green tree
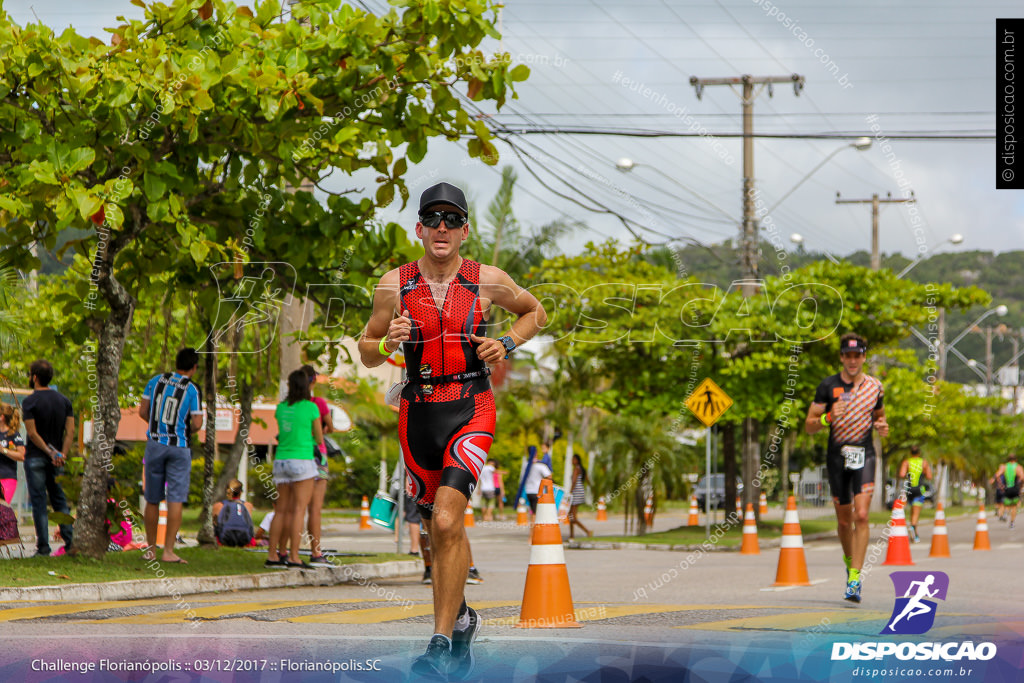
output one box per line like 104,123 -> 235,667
0,0 -> 524,557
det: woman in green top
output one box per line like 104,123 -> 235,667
266,369 -> 323,569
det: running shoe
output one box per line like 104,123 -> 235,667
450,606 -> 480,680
1011,521 -> 1016,529
422,566 -> 432,584
466,567 -> 483,585
410,635 -> 453,680
264,559 -> 288,569
910,525 -> 920,543
309,555 -> 333,567
286,560 -> 312,569
844,580 -> 862,604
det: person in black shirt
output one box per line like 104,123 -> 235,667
805,333 -> 888,604
22,360 -> 76,556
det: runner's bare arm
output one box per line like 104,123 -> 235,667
358,269 -> 403,369
805,402 -> 827,435
474,265 -> 547,364
898,459 -> 909,478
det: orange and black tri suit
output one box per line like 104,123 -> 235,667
397,258 -> 496,518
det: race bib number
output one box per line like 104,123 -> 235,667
841,445 -> 865,470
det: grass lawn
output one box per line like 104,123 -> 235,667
0,547 -> 409,587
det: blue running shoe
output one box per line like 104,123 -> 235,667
411,635 -> 452,680
844,580 -> 862,603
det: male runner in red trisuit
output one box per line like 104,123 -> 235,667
360,182 -> 546,679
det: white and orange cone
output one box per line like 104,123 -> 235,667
929,502 -> 951,558
973,504 -> 991,551
464,503 -> 476,528
759,492 -> 768,516
687,496 -> 700,527
741,503 -> 760,555
882,498 -> 915,565
644,496 -> 653,526
156,501 -> 168,546
735,497 -> 742,519
358,495 -> 373,530
516,479 -> 581,628
772,496 -> 811,586
516,498 -> 529,527
596,497 -> 608,522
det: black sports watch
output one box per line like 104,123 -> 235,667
497,335 -> 516,359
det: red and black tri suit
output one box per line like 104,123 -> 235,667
397,258 -> 496,518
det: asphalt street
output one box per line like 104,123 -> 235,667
3,507 -> 1021,681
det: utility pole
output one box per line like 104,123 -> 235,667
689,73 -> 804,515
690,74 -> 804,297
937,308 -> 947,381
835,191 -> 915,269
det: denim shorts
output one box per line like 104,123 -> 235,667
272,457 -> 317,484
144,441 -> 192,504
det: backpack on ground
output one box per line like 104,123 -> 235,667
216,500 -> 254,547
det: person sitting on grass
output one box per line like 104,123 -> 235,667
213,479 -> 256,547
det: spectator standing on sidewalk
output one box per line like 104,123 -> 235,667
138,348 -> 203,564
0,404 -> 26,504
23,360 -> 76,556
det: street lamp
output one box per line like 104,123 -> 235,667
896,233 -> 965,279
763,137 -> 872,217
615,158 -> 735,222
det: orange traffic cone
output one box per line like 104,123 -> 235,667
596,497 -> 608,521
516,479 -> 581,628
687,496 -> 700,526
644,496 -> 653,525
772,496 -> 811,586
741,503 -> 759,555
882,498 -> 914,565
759,492 -> 768,516
973,505 -> 991,550
516,498 -> 529,527
929,502 -> 951,558
558,491 -> 570,525
735,497 -> 742,520
155,501 -> 168,546
464,503 -> 476,528
359,496 -> 372,530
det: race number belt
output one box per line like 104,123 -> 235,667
406,368 -> 491,386
841,445 -> 866,470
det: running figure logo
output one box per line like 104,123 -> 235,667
881,571 -> 949,635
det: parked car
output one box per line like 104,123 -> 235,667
694,474 -> 744,510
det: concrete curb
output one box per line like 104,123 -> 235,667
0,560 -> 421,602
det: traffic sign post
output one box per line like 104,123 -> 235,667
685,379 -> 734,540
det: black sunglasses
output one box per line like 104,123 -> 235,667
419,211 -> 467,229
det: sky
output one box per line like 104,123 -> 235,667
9,0 -> 1023,261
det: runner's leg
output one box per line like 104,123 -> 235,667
430,485 -> 470,638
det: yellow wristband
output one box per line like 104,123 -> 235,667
378,337 -> 392,356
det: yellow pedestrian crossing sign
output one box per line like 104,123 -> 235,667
685,378 -> 733,427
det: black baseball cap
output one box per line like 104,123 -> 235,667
840,334 -> 868,354
419,182 -> 468,215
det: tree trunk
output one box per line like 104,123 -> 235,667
635,473 -> 648,536
723,423 -> 737,517
196,336 -> 218,545
214,378 -> 254,498
73,251 -> 136,558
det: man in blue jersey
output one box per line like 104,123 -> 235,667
23,360 -> 76,556
138,348 -> 203,563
